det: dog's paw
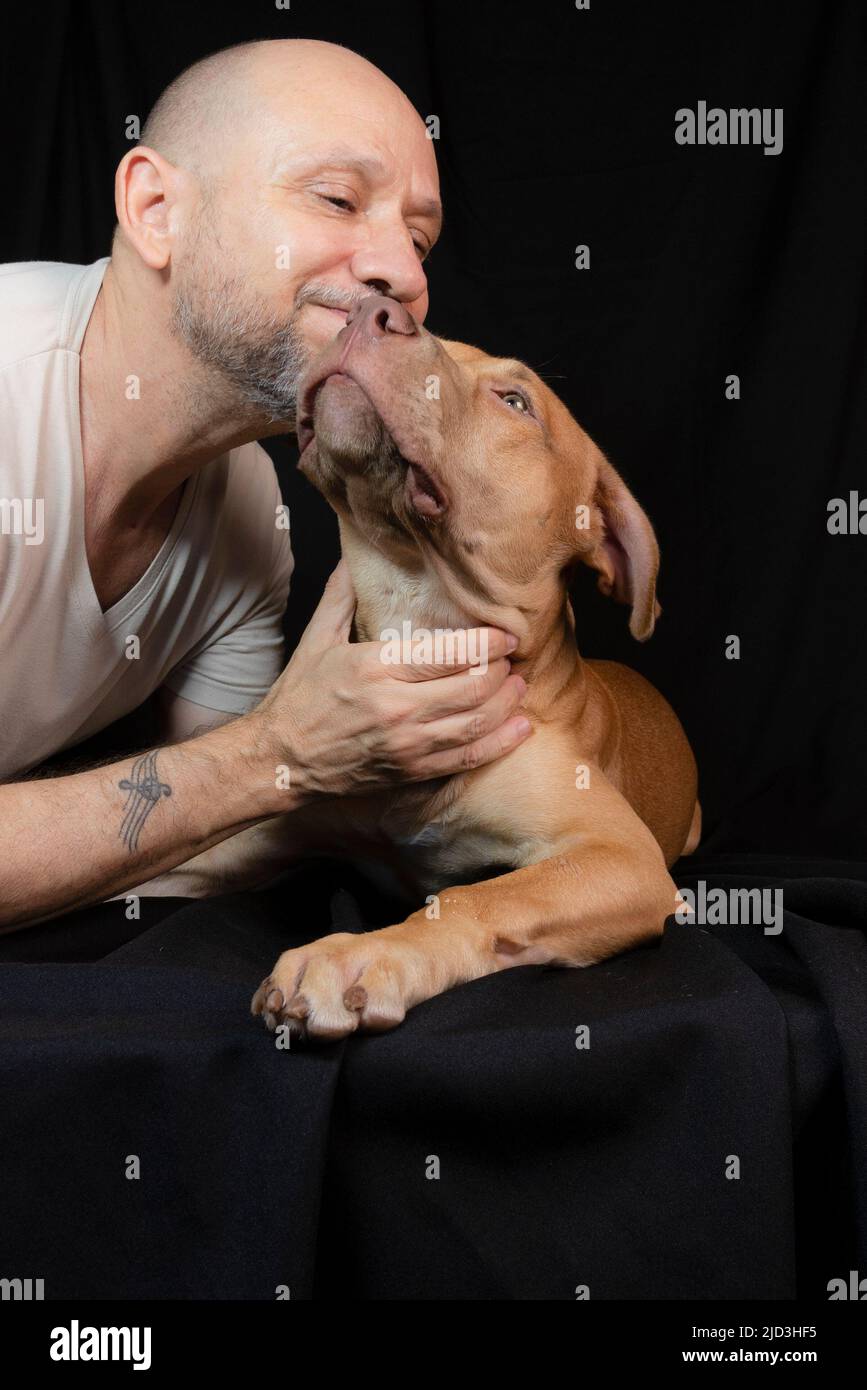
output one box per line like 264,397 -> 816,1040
251,928 -> 422,1042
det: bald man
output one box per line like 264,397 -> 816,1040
0,39 -> 531,930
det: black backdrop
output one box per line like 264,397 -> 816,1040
1,0 -> 866,1308
4,0 -> 866,855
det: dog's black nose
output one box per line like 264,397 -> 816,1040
345,294 -> 419,339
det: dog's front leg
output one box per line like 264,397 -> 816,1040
251,835 -> 684,1041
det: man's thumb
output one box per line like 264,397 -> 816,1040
306,558 -> 357,645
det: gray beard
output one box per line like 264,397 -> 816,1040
169,272 -> 309,425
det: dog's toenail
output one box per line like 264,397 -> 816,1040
286,993 -> 310,1019
344,984 -> 368,1011
265,988 -> 284,1011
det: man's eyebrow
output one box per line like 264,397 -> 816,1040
280,145 -> 387,180
275,145 -> 443,235
414,197 -> 444,236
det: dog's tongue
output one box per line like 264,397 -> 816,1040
406,462 -> 444,517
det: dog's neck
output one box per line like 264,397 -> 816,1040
337,517 -> 588,720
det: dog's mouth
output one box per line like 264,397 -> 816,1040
298,372 -> 449,520
394,449 -> 447,518
296,373 -> 339,455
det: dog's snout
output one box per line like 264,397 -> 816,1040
345,294 -> 419,340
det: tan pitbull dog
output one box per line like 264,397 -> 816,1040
251,294 -> 700,1040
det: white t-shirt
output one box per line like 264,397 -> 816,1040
0,257 -> 295,781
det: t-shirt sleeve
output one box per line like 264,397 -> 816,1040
161,452 -> 294,715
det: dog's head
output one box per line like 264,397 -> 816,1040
297,295 -> 661,641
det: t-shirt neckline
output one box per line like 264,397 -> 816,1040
66,258 -> 201,638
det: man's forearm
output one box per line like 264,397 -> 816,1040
0,716 -> 298,930
105,813 -> 305,901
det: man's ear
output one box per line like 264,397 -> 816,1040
580,450 -> 662,641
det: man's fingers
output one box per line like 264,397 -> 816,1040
415,712 -> 533,781
412,657 -> 512,719
421,672 -> 528,752
384,627 -> 519,681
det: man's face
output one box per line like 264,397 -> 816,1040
168,75 -> 442,426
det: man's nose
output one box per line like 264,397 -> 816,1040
345,294 -> 419,340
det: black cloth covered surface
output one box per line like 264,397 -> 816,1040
0,853 -> 863,1300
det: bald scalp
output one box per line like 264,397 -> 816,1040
138,41 -> 261,179
137,38 -> 406,182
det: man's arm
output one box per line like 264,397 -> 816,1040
157,687 -> 239,745
0,712 -> 294,932
101,687 -> 302,901
0,569 -> 532,932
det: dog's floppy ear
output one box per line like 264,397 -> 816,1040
580,450 -> 662,641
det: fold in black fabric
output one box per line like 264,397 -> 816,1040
0,855 -> 861,1300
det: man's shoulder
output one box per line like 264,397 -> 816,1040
218,440 -> 294,589
223,439 -> 284,512
0,258 -> 106,371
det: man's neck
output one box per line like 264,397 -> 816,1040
79,257 -> 290,534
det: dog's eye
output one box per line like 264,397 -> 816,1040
497,389 -> 532,415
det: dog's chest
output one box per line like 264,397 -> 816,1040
326,787 -> 522,900
388,815 -> 516,889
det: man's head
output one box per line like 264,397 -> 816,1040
295,297 -> 662,645
113,39 -> 441,424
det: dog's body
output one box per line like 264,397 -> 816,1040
244,297 -> 699,1039
259,615 -> 698,906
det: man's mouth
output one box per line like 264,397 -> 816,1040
307,302 -> 351,327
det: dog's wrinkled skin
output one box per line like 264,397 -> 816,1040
248,295 -> 700,1042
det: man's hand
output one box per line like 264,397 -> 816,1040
250,559 -> 531,806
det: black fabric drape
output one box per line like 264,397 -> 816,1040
0,855 -> 862,1300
